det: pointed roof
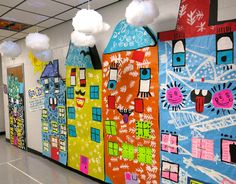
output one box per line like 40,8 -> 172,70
104,20 -> 157,54
40,59 -> 59,79
65,42 -> 93,68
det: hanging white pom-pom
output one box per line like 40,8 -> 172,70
72,9 -> 110,34
0,41 -> 22,58
71,31 -> 96,47
126,0 -> 159,26
25,33 -> 50,51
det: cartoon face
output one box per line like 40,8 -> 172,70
166,87 -> 183,105
212,89 -> 233,109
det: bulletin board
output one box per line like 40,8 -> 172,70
7,64 -> 26,150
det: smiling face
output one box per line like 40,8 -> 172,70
166,87 -> 183,105
212,89 -> 233,109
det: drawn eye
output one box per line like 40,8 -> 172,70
216,33 -> 234,69
107,66 -> 118,90
172,39 -> 186,72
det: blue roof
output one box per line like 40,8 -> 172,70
65,42 -> 93,68
104,20 -> 157,54
41,60 -> 59,78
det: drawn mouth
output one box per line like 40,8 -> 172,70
168,99 -> 182,104
76,98 -> 85,108
215,101 -> 231,107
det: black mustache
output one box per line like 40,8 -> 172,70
76,90 -> 86,96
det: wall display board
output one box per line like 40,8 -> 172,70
40,60 -> 67,165
102,20 -> 160,184
159,0 -> 236,183
66,43 -> 104,180
28,86 -> 45,112
7,64 -> 26,150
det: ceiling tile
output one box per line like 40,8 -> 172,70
12,32 -> 28,39
22,26 -> 45,33
55,8 -> 78,21
17,0 -> 71,17
2,9 -> 48,25
0,29 -> 15,37
37,18 -> 64,28
1,37 -> 17,42
54,0 -> 88,6
78,0 -> 119,10
0,0 -> 24,7
0,6 -> 11,16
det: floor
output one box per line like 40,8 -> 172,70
0,135 -> 99,184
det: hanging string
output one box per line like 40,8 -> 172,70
87,0 -> 90,10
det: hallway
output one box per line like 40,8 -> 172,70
0,136 -> 99,184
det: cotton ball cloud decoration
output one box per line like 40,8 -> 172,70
72,9 -> 110,34
71,31 -> 96,47
26,33 -> 50,51
0,41 -> 22,58
126,0 -> 159,26
33,49 -> 53,62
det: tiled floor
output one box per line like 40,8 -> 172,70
0,135 -> 99,184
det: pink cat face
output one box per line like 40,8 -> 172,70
212,89 -> 233,109
166,87 -> 183,105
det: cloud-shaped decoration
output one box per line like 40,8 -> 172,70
72,9 -> 110,34
25,33 -> 50,51
125,0 -> 159,26
71,31 -> 96,47
32,49 -> 53,62
0,41 -> 21,58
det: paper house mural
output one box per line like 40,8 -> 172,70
40,60 -> 67,165
102,20 -> 160,184
159,0 -> 236,183
7,73 -> 26,150
65,42 -> 104,180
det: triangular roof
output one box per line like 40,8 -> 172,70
65,42 -> 102,69
104,20 -> 157,54
159,0 -> 236,41
40,59 -> 59,79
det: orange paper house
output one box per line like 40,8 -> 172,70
102,20 -> 160,184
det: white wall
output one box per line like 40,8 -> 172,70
1,0 -> 180,152
0,57 -> 5,133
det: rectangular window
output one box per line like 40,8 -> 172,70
67,87 -> 74,99
42,122 -> 48,133
92,107 -> 102,122
52,121 -> 58,133
60,124 -> 67,136
68,107 -> 75,119
221,139 -> 236,164
60,139 -> 66,152
90,86 -> 99,99
68,124 -> 77,137
54,77 -> 59,94
138,146 -> 152,164
136,121 -> 151,139
43,141 -> 49,152
192,138 -> 214,161
105,120 -> 117,135
108,142 -> 119,156
161,133 -> 178,154
122,143 -> 134,160
162,161 -> 179,183
91,128 -> 100,143
58,107 -> 65,118
42,109 -> 48,119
